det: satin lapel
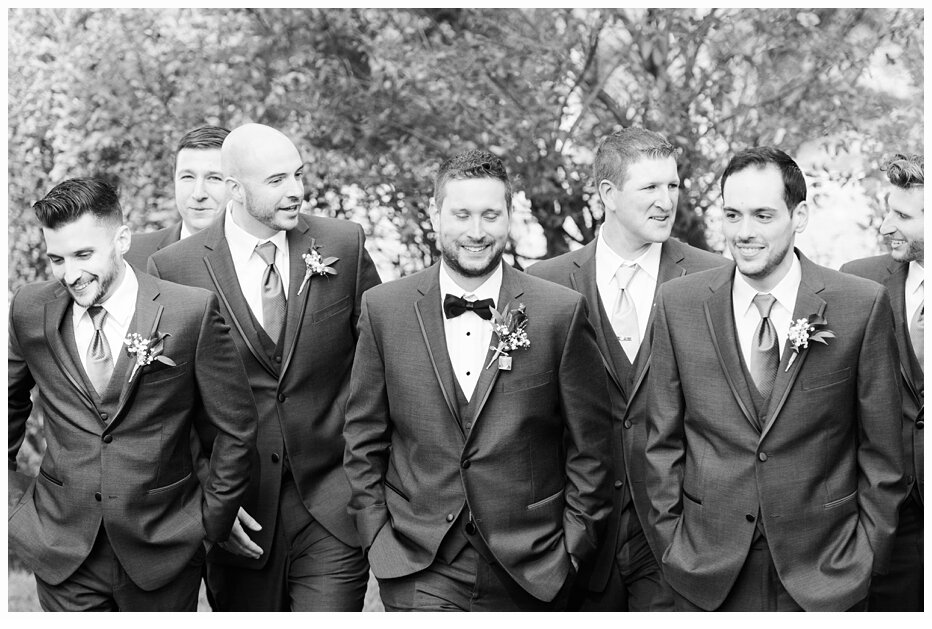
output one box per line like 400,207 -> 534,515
43,289 -> 96,411
203,235 -> 277,378
883,260 -> 921,391
628,240 -> 688,404
704,268 -> 758,432
760,257 -> 827,442
280,220 -> 313,379
470,264 -> 524,429
569,244 -> 624,395
108,273 -> 164,429
414,266 -> 464,435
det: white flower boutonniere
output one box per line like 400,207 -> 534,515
786,313 -> 835,371
486,302 -> 530,370
297,238 -> 339,296
123,330 -> 176,383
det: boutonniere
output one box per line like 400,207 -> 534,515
786,314 -> 835,371
486,302 -> 530,371
123,330 -> 176,383
297,238 -> 339,296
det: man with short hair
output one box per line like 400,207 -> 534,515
8,177 -> 256,611
528,127 -> 724,611
124,125 -> 229,269
645,147 -> 905,611
149,123 -> 380,611
840,153 -> 923,611
343,149 -> 613,611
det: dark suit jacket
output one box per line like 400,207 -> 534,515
125,223 -> 182,271
527,237 -> 726,591
8,270 -> 256,591
644,251 -> 905,611
149,213 -> 380,568
841,254 -> 923,503
343,262 -> 613,602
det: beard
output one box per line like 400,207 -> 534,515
63,247 -> 124,308
439,236 -> 506,280
730,238 -> 794,283
893,238 -> 924,264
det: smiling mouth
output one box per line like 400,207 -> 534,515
649,215 -> 670,222
888,239 -> 906,247
279,204 -> 300,213
461,243 -> 490,253
71,278 -> 94,292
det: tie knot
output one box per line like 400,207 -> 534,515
614,263 -> 638,290
255,241 -> 277,266
752,293 -> 776,318
87,305 -> 107,330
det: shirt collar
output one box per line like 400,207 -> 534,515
179,221 -> 193,240
73,261 -> 138,328
596,230 -> 662,286
438,260 -> 503,305
733,253 -> 802,316
224,203 -> 289,266
906,260 -> 924,296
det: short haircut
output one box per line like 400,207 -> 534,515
594,127 -> 677,188
433,149 -> 513,211
720,146 -> 807,211
883,153 -> 923,189
33,178 -> 123,230
174,125 -> 229,171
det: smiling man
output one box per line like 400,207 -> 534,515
124,126 -> 229,269
8,178 -> 256,611
644,146 -> 904,611
841,153 -> 924,611
343,149 -> 612,611
148,123 -> 381,611
528,127 -> 724,611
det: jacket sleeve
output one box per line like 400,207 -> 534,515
351,223 -> 382,341
557,295 -> 613,563
342,293 -> 392,552
8,288 -> 34,472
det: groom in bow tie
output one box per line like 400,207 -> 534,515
343,149 -> 613,611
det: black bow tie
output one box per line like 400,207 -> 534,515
444,294 -> 495,320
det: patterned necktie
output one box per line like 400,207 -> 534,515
86,305 -> 114,395
910,279 -> 923,370
750,293 -> 779,399
611,262 -> 640,362
255,241 -> 286,340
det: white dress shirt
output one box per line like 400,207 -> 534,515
732,254 -> 802,367
906,260 -> 924,326
224,205 -> 290,329
439,261 -> 503,401
180,222 -> 193,240
595,232 -> 662,346
73,262 -> 139,374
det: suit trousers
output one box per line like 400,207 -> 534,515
378,530 -> 575,612
206,470 -> 368,611
572,501 -> 674,611
868,488 -> 923,611
35,525 -> 204,611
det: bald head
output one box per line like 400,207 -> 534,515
223,123 -> 306,238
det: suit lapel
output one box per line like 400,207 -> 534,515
43,289 -> 97,411
201,220 -> 277,378
883,259 -> 922,392
279,219 -> 313,379
469,264 -> 525,430
156,223 -> 182,251
414,266 -> 464,435
760,254 -> 827,442
703,266 -> 758,432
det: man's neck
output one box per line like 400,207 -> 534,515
231,202 -> 278,240
443,262 -> 497,294
601,221 -> 652,261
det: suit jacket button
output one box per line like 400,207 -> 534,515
461,460 -> 471,469
758,452 -> 768,462
464,522 -> 477,535
94,492 -> 102,502
271,453 -> 280,464
275,355 -> 282,363
746,514 -> 755,522
906,474 -> 915,485
102,434 -> 112,444
99,412 -> 108,421
917,419 -> 924,429
614,480 -> 624,489
446,514 -> 455,522
278,394 -> 286,403
623,420 -> 632,429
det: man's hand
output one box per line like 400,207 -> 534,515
218,507 -> 264,559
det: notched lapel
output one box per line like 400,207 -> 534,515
280,221 -> 313,379
43,290 -> 95,410
883,261 -> 922,391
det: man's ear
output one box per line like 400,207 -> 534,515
428,196 -> 440,232
115,224 -> 131,255
791,200 -> 809,234
226,177 -> 244,203
598,179 -> 617,214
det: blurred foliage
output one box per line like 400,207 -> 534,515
8,7 -> 924,293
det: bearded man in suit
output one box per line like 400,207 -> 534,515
840,153 -> 923,611
124,125 -> 229,269
644,147 -> 905,611
528,127 -> 725,611
149,123 -> 381,611
8,177 -> 256,611
343,149 -> 612,611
